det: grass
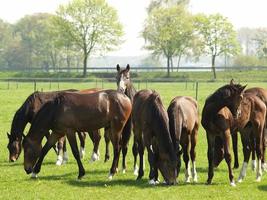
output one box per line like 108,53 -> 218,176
0,81 -> 267,200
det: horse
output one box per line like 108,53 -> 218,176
7,89 -> 101,165
232,87 -> 267,171
132,89 -> 177,185
167,96 -> 199,183
212,92 -> 266,183
22,90 -> 132,179
201,80 -> 246,186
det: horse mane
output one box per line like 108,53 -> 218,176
27,97 -> 61,139
147,91 -> 176,159
206,83 -> 244,103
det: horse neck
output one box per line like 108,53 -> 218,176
10,109 -> 28,140
125,83 -> 136,102
202,99 -> 227,121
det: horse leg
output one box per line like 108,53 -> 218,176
255,124 -> 263,182
223,130 -> 235,186
66,131 -> 85,179
56,136 -> 65,166
78,132 -> 86,159
136,136 -> 144,180
251,136 -> 257,171
44,131 -> 57,154
190,128 -> 198,183
62,136 -> 68,164
132,138 -> 139,176
89,130 -> 101,162
32,132 -> 62,178
238,131 -> 251,183
182,133 -> 191,183
121,120 -> 131,173
147,146 -> 158,185
261,128 -> 267,171
108,124 -> 123,180
206,132 -> 215,185
232,129 -> 239,169
104,127 -> 111,162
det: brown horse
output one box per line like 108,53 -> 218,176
232,87 -> 267,171
168,96 -> 199,183
22,90 -> 132,179
7,89 -> 100,165
7,89 -> 76,162
201,80 -> 246,186
132,89 -> 177,185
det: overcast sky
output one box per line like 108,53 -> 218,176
1,0 -> 267,56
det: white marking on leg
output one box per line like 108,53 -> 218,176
90,152 -> 99,163
185,162 -> 191,183
238,162 -> 248,183
134,165 -> 139,176
56,155 -> 63,166
192,161 -> 198,183
62,152 -> 68,164
148,179 -> 156,185
79,147 -> 85,159
122,169 -> 126,174
262,162 -> 267,172
108,173 -> 113,180
251,160 -> 257,171
230,181 -> 236,187
31,173 -> 38,178
256,159 -> 262,182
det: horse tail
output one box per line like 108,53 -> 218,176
147,91 -> 176,159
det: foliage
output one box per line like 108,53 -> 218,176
55,0 -> 123,77
142,5 -> 195,76
233,55 -> 267,67
194,14 -> 240,79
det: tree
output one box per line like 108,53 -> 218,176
195,14 -> 240,79
142,5 -> 194,76
0,19 -> 13,68
56,0 -> 123,77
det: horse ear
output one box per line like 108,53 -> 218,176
230,79 -> 234,85
241,85 -> 247,92
116,64 -> 120,72
7,132 -> 10,138
126,64 -> 130,71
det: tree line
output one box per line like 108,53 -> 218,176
0,0 -> 267,79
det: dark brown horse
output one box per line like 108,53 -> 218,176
132,89 -> 177,185
7,89 -> 76,162
201,80 -> 246,186
232,87 -> 267,171
168,96 -> 199,183
7,89 -> 100,165
22,90 -> 132,179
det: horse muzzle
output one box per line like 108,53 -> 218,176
25,167 -> 33,174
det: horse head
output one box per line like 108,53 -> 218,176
116,64 -> 131,93
7,132 -> 22,162
222,79 -> 246,118
22,135 -> 42,174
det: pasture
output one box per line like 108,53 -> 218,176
0,80 -> 267,200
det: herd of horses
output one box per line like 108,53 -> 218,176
6,64 -> 267,186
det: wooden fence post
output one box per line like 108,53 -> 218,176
195,82 -> 199,100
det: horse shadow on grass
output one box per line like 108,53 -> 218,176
258,185 -> 267,191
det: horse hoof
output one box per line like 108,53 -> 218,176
193,177 -> 198,183
148,179 -> 156,185
56,160 -> 62,166
230,181 -> 236,187
90,152 -> 99,163
122,169 -> 126,174
108,173 -> 113,180
31,173 -> 38,179
256,177 -> 261,182
237,178 -> 243,183
261,163 -> 267,172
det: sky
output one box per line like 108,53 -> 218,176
0,0 -> 267,56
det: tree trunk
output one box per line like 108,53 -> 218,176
211,55 -> 216,79
167,56 -> 170,77
83,54 -> 88,77
171,57 -> 173,72
177,53 -> 182,72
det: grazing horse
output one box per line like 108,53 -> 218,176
167,96 -> 199,183
7,89 -> 76,162
232,87 -> 267,171
201,80 -> 246,186
132,89 -> 177,185
22,90 -> 132,179
7,89 -> 100,165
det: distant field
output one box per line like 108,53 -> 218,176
0,81 -> 267,200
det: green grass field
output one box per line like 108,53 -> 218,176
0,81 -> 267,200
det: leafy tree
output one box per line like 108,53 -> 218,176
55,0 -> 123,77
195,14 -> 240,79
142,5 -> 194,76
0,19 -> 12,68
